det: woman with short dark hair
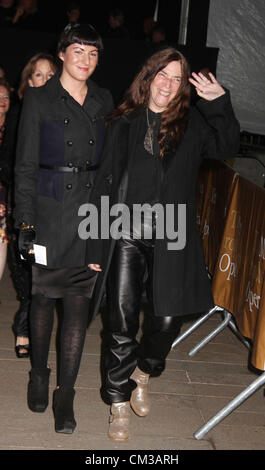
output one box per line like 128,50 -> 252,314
14,24 -> 113,434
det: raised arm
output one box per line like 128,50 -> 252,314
189,72 -> 240,161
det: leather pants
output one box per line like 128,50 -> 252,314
101,213 -> 182,404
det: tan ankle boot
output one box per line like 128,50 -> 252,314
108,402 -> 130,441
130,366 -> 150,417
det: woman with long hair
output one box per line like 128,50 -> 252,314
18,52 -> 57,100
87,47 -> 240,440
8,52 -> 58,359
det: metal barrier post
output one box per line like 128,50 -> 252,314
171,306 -> 222,349
188,311 -> 232,357
194,371 -> 265,440
228,317 -> 252,350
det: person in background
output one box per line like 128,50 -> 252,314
7,52 -> 58,360
0,0 -> 16,26
0,65 -> 15,95
87,46 -> 240,441
102,7 -> 130,39
141,16 -> 155,41
14,24 -> 113,434
17,52 -> 57,100
0,65 -> 6,78
0,79 -> 12,283
65,1 -> 80,29
12,0 -> 40,29
56,1 -> 82,33
151,23 -> 167,44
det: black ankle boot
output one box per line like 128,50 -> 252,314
27,367 -> 51,412
52,387 -> 76,434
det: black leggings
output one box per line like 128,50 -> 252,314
102,232 -> 182,404
30,294 -> 89,388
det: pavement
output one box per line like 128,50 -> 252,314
1,263 -> 265,453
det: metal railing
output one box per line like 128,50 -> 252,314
171,306 -> 265,440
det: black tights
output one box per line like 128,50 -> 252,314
30,294 -> 89,388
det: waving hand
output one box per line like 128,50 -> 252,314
189,72 -> 225,101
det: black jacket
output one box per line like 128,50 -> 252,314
86,92 -> 240,318
14,73 -> 113,268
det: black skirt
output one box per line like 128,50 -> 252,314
32,265 -> 97,299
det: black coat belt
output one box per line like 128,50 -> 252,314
39,163 -> 100,172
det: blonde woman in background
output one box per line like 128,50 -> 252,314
18,52 -> 58,100
8,52 -> 58,359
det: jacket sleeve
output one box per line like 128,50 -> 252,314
13,89 -> 40,227
85,122 -> 114,266
196,90 -> 240,161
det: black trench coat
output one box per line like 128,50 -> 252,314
14,73 -> 113,269
86,92 -> 240,318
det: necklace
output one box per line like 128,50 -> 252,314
144,108 -> 155,155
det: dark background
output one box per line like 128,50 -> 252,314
0,0 -> 217,105
35,0 -> 183,40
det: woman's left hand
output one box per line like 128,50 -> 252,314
88,263 -> 102,272
189,72 -> 225,101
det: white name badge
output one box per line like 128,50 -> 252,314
33,244 -> 47,266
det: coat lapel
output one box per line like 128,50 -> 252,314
46,74 -> 103,119
117,112 -> 142,204
83,93 -> 102,120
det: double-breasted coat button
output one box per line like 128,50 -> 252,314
64,117 -> 70,124
61,96 -> 67,102
68,162 -> 73,168
85,182 -> 92,189
86,160 -> 91,166
106,174 -> 112,185
67,140 -> 73,146
66,184 -> 72,190
89,139 -> 95,145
